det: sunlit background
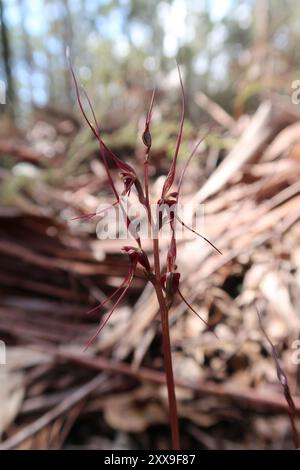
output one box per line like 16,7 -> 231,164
1,0 -> 299,124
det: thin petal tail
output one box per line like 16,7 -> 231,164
84,268 -> 136,350
161,62 -> 185,199
175,214 -> 222,255
177,287 -> 219,339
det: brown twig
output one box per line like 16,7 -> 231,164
32,344 -> 300,415
0,374 -> 109,450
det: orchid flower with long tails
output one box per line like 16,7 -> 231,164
69,53 -> 222,449
153,68 -> 221,332
84,246 -> 150,350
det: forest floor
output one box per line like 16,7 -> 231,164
1,94 -> 300,449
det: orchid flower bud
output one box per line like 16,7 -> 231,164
122,246 -> 151,272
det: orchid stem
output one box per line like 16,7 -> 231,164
152,237 -> 180,450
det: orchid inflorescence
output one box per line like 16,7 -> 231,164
68,51 -> 222,449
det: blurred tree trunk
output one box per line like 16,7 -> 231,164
0,0 -> 15,117
46,49 -> 57,106
253,0 -> 269,46
61,0 -> 74,108
251,0 -> 270,79
17,0 -> 34,106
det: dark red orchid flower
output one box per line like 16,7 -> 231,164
67,58 -> 223,452
69,54 -> 220,348
161,62 -> 185,201
67,49 -> 140,205
84,246 -> 151,349
142,88 -> 156,152
68,52 -> 144,247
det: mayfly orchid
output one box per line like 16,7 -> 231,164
68,51 -> 222,449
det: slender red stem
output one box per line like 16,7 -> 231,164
144,156 -> 150,209
152,237 -> 180,450
143,102 -> 180,447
